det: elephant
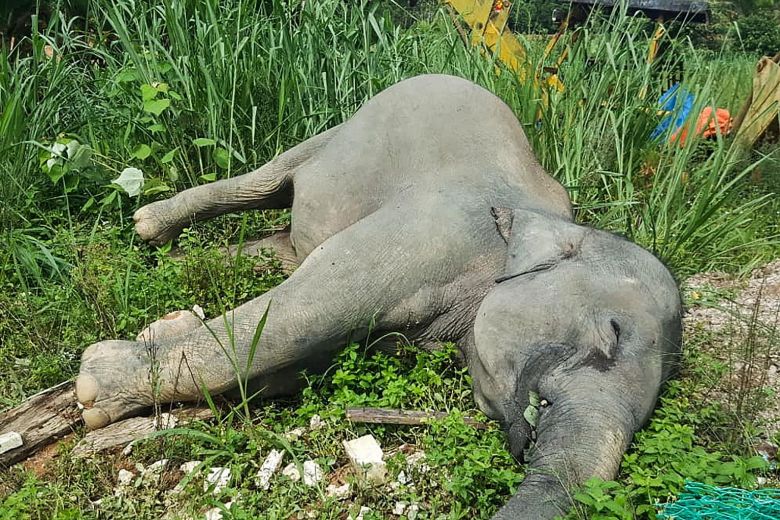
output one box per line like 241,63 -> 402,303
75,74 -> 682,519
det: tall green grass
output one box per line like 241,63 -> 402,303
1,0 -> 777,287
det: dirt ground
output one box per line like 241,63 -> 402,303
684,259 -> 780,441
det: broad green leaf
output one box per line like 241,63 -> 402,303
147,123 -> 165,133
143,98 -> 170,116
50,142 -> 66,158
161,148 -> 177,164
132,144 -> 152,160
65,140 -> 80,160
143,179 -> 171,196
113,167 -> 144,197
116,68 -> 138,83
523,404 -> 538,427
63,174 -> 80,193
46,163 -> 67,183
214,147 -> 230,169
153,82 -> 169,93
193,138 -> 216,147
140,84 -> 158,101
168,90 -> 182,101
69,144 -> 93,169
199,172 -> 217,183
101,190 -> 118,206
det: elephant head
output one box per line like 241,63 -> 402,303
470,208 -> 682,519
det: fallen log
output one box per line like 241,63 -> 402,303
71,407 -> 214,458
346,407 -> 488,430
1,381 -> 216,466
0,381 -> 81,467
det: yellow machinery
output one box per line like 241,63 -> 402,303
443,0 -> 564,91
443,0 -> 778,148
733,53 -> 780,148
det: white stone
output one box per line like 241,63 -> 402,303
180,460 -> 202,475
204,467 -> 231,494
302,460 -> 323,486
407,504 -> 420,519
204,501 -> 234,520
192,304 -> 205,319
156,413 -> 178,429
309,414 -> 324,430
0,432 -> 23,455
282,462 -> 301,482
284,427 -> 306,441
122,441 -> 135,456
396,470 -> 409,485
393,501 -> 407,515
343,435 -> 386,483
326,483 -> 351,499
406,451 -> 426,466
147,459 -> 169,473
139,459 -> 168,483
204,509 -> 223,520
757,476 -> 767,485
406,451 -> 429,473
117,469 -> 135,486
255,449 -> 284,490
349,506 -> 371,520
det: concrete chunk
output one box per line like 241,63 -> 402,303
204,467 -> 231,494
255,449 -> 284,490
0,432 -> 23,455
342,435 -> 386,483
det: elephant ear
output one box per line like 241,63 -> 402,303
491,207 -> 588,281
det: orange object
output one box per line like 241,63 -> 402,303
671,107 -> 732,146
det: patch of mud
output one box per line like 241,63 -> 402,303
684,259 -> 780,439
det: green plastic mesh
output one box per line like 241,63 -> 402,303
657,482 -> 780,520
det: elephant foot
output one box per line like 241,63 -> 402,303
133,200 -> 185,245
76,340 -> 155,429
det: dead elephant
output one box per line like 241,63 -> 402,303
76,74 -> 682,519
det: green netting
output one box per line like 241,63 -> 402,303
657,482 -> 780,520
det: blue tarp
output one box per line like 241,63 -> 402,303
650,83 -> 695,140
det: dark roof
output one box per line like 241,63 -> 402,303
570,1 -> 710,23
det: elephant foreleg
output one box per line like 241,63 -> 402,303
75,206 -> 450,429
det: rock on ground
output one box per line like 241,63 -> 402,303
255,449 -> 284,490
343,435 -> 386,483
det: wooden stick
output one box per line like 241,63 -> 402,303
346,407 -> 488,430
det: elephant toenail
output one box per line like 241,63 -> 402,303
82,408 -> 111,430
75,374 -> 99,404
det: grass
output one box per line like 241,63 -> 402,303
1,0 -> 779,518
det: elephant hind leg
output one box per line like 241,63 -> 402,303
134,125 -> 342,246
228,228 -> 300,275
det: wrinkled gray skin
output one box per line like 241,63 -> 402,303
76,75 -> 682,519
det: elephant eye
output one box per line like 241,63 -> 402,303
610,319 -> 621,339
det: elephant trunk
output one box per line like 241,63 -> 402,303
493,387 -> 635,520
